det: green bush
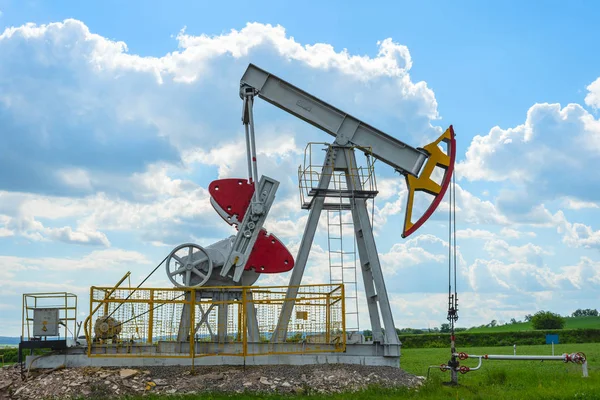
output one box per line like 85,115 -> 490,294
531,310 -> 566,330
0,348 -> 18,363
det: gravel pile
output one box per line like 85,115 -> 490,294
0,363 -> 425,399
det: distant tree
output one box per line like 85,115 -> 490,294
510,318 -> 518,324
524,314 -> 533,322
397,328 -> 425,335
531,311 -> 566,330
571,309 -> 599,317
440,323 -> 450,333
487,320 -> 497,328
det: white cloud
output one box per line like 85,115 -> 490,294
455,228 -> 535,241
380,234 -> 447,273
0,212 -> 110,246
499,227 -> 536,238
561,197 -> 600,210
561,257 -> 600,289
458,103 -> 600,214
585,77 -> 600,109
483,238 -> 551,262
456,228 -> 496,240
0,248 -> 150,272
46,225 -> 110,246
466,255 -> 600,295
171,27 -> 419,85
56,168 -> 93,190
558,213 -> 600,250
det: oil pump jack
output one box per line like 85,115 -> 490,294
165,64 -> 455,363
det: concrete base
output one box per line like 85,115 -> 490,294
26,343 -> 400,369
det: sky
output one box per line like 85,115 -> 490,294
0,0 -> 599,336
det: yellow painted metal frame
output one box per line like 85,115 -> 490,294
85,283 -> 346,359
22,292 -> 78,340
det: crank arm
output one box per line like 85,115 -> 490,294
220,175 -> 279,281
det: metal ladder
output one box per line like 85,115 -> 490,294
326,172 -> 359,333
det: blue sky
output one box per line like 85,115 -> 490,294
0,1 -> 599,336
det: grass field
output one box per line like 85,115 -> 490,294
464,316 -> 600,333
119,343 -> 599,400
398,343 -> 599,399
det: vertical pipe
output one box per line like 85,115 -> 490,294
340,284 -> 346,349
190,289 -> 196,372
448,167 -> 458,385
243,105 -> 253,183
64,292 -> 67,339
242,288 -> 248,357
148,290 -> 154,344
88,289 -> 93,357
450,334 -> 458,385
247,96 -> 260,199
237,300 -> 242,341
22,294 -> 25,340
453,171 -> 457,308
325,292 -> 331,343
189,289 -> 195,358
74,295 -> 78,340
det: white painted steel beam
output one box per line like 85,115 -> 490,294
241,64 -> 428,177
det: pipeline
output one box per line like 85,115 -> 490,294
428,351 -> 589,379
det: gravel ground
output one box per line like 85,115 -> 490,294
0,363 -> 425,399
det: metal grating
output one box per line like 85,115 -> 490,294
84,284 -> 345,358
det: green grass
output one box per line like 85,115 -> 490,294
399,343 -> 599,399
112,343 -> 600,400
465,316 -> 600,333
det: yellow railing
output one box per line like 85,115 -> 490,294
22,292 -> 78,341
84,284 -> 345,358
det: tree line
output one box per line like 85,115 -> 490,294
362,308 -> 599,336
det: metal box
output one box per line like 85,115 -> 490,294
33,308 -> 60,336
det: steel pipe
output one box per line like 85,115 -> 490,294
451,352 -> 589,378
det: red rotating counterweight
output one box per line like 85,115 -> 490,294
208,178 -> 294,274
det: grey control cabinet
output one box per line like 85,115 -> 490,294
33,308 -> 60,336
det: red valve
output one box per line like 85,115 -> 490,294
567,352 -> 587,364
457,352 -> 469,360
459,366 -> 470,374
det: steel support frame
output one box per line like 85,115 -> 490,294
273,144 -> 400,356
